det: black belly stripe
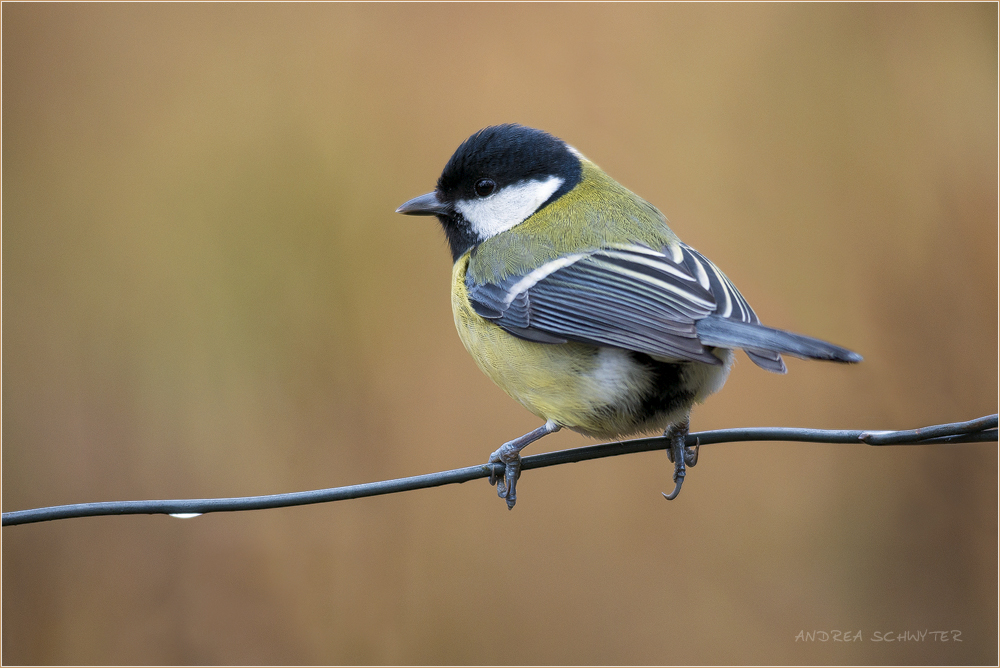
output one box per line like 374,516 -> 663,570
628,352 -> 696,423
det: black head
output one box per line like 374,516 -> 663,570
397,124 -> 583,261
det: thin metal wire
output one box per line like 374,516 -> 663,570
3,415 -> 996,526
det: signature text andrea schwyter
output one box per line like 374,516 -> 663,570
795,630 -> 962,642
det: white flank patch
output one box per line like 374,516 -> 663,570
685,347 -> 734,402
455,176 -> 564,241
590,347 -> 650,406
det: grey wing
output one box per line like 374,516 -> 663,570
467,243 -> 785,369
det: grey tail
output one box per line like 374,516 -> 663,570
696,315 -> 863,374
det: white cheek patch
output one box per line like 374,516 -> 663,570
455,175 -> 564,241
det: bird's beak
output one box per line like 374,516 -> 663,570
396,191 -> 448,216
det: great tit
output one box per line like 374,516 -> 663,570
398,124 -> 861,509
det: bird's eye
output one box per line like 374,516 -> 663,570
474,179 -> 496,198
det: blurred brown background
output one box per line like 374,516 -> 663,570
3,3 -> 997,665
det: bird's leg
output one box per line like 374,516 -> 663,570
662,417 -> 695,500
488,420 -> 560,510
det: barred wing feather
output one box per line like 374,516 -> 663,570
468,243 -> 792,370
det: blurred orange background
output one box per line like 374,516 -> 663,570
3,3 -> 997,665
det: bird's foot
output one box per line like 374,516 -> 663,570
488,420 -> 560,510
488,443 -> 522,510
662,418 -> 694,501
666,437 -> 699,467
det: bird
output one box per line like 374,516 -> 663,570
397,124 -> 861,509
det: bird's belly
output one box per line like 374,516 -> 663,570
451,258 -> 732,438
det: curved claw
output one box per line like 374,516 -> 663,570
685,442 -> 700,467
497,459 -> 520,510
662,474 -> 684,500
662,443 -> 688,501
662,417 -> 692,501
